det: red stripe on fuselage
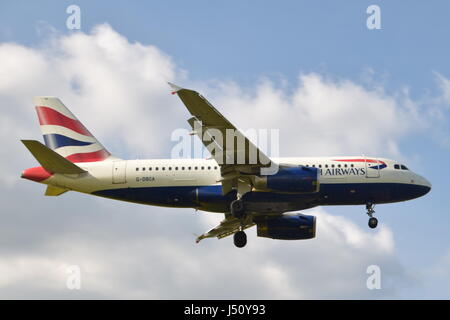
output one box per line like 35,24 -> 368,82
36,106 -> 92,136
334,159 -> 383,164
65,149 -> 110,163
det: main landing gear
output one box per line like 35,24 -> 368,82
233,230 -> 247,248
366,202 -> 378,229
230,198 -> 247,248
230,198 -> 245,219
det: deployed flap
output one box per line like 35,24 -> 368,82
196,215 -> 255,243
21,140 -> 87,174
45,185 -> 68,196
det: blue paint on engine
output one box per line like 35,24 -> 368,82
258,214 -> 316,240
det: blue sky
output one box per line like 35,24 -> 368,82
1,1 -> 449,299
2,0 -> 449,93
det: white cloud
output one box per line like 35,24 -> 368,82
0,24 -> 182,160
427,72 -> 450,147
0,205 -> 408,299
203,74 -> 424,158
435,72 -> 450,107
0,24 -> 436,299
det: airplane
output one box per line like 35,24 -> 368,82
20,83 -> 431,248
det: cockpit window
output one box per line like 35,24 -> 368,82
401,165 -> 408,170
394,164 -> 400,169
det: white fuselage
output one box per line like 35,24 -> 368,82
40,156 -> 431,214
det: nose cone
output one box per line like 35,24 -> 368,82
416,175 -> 432,197
424,178 -> 432,190
21,167 -> 52,182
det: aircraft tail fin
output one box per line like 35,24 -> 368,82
34,97 -> 112,163
21,140 -> 86,174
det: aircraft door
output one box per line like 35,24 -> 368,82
365,157 -> 380,178
113,160 -> 127,184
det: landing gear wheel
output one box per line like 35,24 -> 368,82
230,199 -> 245,219
233,231 -> 247,248
366,202 -> 378,229
368,217 -> 378,229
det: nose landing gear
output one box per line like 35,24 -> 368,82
366,202 -> 378,229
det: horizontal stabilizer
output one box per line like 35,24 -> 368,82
45,185 -> 68,196
21,140 -> 86,174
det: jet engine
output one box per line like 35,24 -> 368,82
256,214 -> 316,240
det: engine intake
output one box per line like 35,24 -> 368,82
253,166 -> 319,193
256,214 -> 316,240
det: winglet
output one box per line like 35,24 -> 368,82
195,234 -> 206,243
168,82 -> 183,95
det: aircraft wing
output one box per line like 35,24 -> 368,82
169,83 -> 277,194
196,215 -> 255,243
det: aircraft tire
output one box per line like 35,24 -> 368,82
368,217 -> 378,229
233,231 -> 247,248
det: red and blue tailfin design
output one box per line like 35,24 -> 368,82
34,97 -> 112,163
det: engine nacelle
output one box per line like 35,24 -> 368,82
256,214 -> 316,240
253,166 -> 319,193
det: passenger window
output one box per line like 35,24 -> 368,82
188,166 -> 191,170
331,164 -> 335,168
168,167 -> 172,170
155,167 -> 159,171
325,164 -> 328,168
136,168 -> 139,171
201,166 -> 204,170
214,166 -> 218,170
149,167 -> 152,171
208,166 -> 211,170
142,167 -> 145,171
162,167 -> 165,171
182,167 -> 185,170
351,164 -> 354,168
344,164 -> 348,168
